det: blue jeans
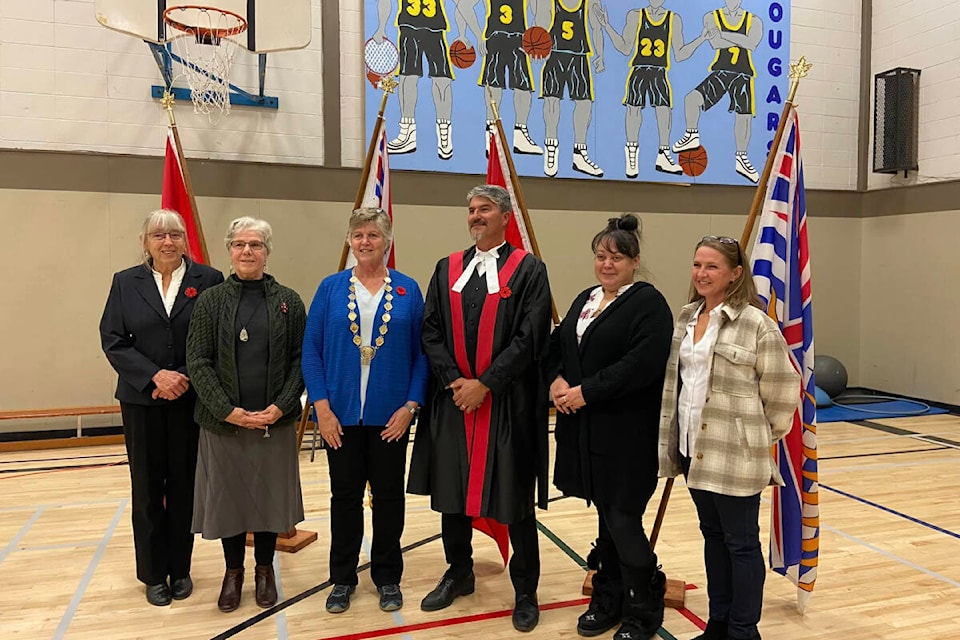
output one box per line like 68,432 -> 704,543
688,488 -> 764,640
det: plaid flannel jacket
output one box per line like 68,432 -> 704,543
658,301 -> 801,497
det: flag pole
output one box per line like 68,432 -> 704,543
337,75 -> 400,272
740,56 -> 813,248
486,88 -> 561,325
161,92 -> 209,264
640,58 -> 814,609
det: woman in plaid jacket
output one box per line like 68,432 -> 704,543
658,236 -> 800,640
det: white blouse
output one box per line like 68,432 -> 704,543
354,280 -> 385,417
575,283 -> 634,344
151,259 -> 186,316
677,303 -> 723,457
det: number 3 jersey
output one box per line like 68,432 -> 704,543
484,0 -> 527,37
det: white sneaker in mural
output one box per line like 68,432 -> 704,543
624,142 -> 639,178
388,117 -> 417,154
655,147 -> 683,174
513,125 -> 543,155
672,129 -> 701,153
543,138 -> 559,177
735,151 -> 759,183
436,119 -> 453,160
573,144 -> 603,177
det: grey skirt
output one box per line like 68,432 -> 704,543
192,424 -> 304,539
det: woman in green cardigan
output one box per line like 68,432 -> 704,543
186,216 -> 306,613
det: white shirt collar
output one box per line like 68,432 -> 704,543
451,242 -> 507,294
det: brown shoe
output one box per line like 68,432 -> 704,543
217,568 -> 244,612
254,564 -> 278,608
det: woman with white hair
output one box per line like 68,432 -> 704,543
302,207 -> 428,614
100,209 -> 223,606
186,216 -> 306,613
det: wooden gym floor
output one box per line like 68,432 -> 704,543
2,413 -> 959,639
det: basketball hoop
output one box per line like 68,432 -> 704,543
163,5 -> 248,120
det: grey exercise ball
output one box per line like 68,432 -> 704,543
814,355 -> 848,398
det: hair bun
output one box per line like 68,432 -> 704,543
616,214 -> 639,232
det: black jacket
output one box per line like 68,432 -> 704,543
100,259 -> 224,406
544,282 -> 673,513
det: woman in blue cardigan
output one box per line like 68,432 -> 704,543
302,207 -> 428,615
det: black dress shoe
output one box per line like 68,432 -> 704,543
420,572 -> 475,611
170,575 -> 193,600
692,619 -> 729,640
512,593 -> 540,632
146,582 -> 172,606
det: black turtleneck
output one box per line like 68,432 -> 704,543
234,276 -> 269,411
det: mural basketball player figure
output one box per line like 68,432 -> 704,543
538,0 -> 605,178
671,0 -> 763,183
457,0 -> 544,156
374,0 -> 464,160
597,1 -> 714,179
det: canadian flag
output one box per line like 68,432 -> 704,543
487,130 -> 532,252
162,128 -> 206,263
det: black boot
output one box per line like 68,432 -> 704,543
613,565 -> 666,640
692,619 -> 729,640
577,540 -> 622,637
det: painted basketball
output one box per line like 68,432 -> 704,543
678,147 -> 709,177
364,37 -> 399,76
521,26 -> 553,59
449,40 -> 477,69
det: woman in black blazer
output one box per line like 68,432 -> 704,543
100,210 -> 223,606
545,215 -> 673,640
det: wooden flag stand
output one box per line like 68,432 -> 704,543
580,56 -> 813,610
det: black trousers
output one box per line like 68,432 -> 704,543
325,425 -> 409,587
441,511 -> 540,595
120,400 -> 199,585
222,531 -> 279,569
596,500 -> 657,574
688,488 -> 764,640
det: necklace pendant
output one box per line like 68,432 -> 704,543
263,425 -> 270,438
239,327 -> 249,342
360,345 -> 376,365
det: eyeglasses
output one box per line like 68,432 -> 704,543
148,231 -> 185,241
230,241 -> 266,252
699,236 -> 742,264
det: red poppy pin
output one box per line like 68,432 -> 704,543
499,286 -> 512,299
184,287 -> 198,299
396,286 -> 407,296
280,301 -> 289,314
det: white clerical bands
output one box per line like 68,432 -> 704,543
451,247 -> 501,294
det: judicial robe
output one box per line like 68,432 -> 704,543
408,243 -> 552,525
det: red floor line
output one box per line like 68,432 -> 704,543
676,606 -> 707,631
314,597 -> 591,640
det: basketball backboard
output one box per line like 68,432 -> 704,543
94,0 -> 311,53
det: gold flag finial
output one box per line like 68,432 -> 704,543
161,91 -> 176,111
378,74 -> 399,95
789,56 -> 813,80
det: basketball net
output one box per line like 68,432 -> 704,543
165,6 -> 247,122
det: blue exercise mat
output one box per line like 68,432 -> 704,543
817,400 -> 948,423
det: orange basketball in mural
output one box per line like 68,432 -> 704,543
450,40 -> 477,69
521,26 -> 553,59
678,147 -> 709,177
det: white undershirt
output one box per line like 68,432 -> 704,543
575,283 -> 634,344
151,259 -> 186,316
677,303 -> 722,456
355,280 -> 385,417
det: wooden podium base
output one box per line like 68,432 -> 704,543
246,527 -> 317,553
582,569 -> 686,609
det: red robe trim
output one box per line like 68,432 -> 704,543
448,248 -> 528,562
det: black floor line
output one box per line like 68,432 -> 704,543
819,446 -> 949,460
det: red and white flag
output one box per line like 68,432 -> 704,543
487,130 -> 532,252
351,123 -> 396,269
162,128 -> 206,263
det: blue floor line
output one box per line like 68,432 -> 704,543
821,483 -> 960,540
362,534 -> 414,640
53,498 -> 127,640
0,506 -> 45,564
274,551 -> 289,640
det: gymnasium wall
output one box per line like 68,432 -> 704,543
868,0 -> 960,190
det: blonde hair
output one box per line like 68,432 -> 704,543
687,237 -> 763,310
348,207 -> 394,252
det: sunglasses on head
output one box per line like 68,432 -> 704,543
699,236 -> 742,265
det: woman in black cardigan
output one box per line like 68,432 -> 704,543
545,214 -> 673,640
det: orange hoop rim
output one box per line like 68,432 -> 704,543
163,5 -> 248,40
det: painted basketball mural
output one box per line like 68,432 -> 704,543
364,0 -> 791,185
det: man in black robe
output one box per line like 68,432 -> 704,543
408,184 -> 551,632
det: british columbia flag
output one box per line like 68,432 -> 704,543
356,124 -> 396,268
750,105 -> 819,612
